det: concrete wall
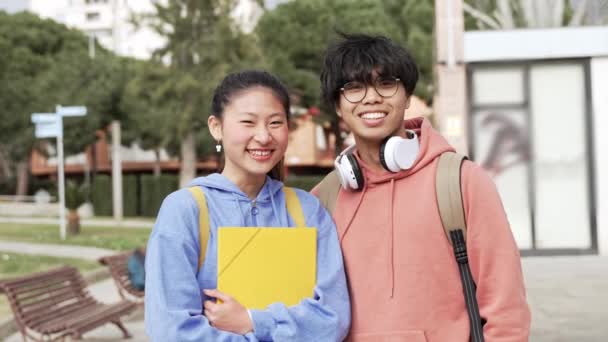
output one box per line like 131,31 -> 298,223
591,57 -> 608,255
464,26 -> 608,62
0,203 -> 59,217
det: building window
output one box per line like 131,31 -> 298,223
469,61 -> 594,253
86,12 -> 100,21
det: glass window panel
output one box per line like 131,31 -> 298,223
472,67 -> 525,106
473,110 -> 533,249
530,63 -> 591,249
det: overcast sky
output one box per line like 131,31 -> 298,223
0,0 -> 27,13
264,0 -> 290,10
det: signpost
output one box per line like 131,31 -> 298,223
31,105 -> 87,240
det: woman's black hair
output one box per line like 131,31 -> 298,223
320,32 -> 419,109
210,70 -> 291,181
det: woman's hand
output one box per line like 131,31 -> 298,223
203,289 -> 253,335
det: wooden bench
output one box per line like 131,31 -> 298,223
0,266 -> 137,341
98,252 -> 144,304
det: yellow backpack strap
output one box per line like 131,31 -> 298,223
187,186 -> 209,271
283,187 -> 306,227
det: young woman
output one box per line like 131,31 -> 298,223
145,70 -> 350,341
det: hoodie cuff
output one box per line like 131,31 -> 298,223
250,309 -> 275,341
247,310 -> 254,332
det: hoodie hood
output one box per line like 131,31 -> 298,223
188,173 -> 284,201
337,117 -> 454,241
187,173 -> 289,227
336,117 -> 455,299
354,117 -> 454,186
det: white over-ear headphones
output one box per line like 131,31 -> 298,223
334,130 -> 420,191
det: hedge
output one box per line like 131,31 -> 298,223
285,175 -> 324,192
123,175 -> 138,217
140,174 -> 179,217
89,173 -> 325,217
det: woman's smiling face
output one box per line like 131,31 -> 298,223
208,86 -> 289,183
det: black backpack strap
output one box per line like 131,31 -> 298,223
436,152 -> 485,342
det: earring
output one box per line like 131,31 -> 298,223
215,140 -> 222,153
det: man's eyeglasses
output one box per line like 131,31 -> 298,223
340,77 -> 401,103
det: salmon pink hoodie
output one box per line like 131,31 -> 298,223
313,117 -> 530,342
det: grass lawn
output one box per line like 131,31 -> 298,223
0,252 -> 100,319
0,223 -> 152,251
0,222 -> 152,321
0,252 -> 99,278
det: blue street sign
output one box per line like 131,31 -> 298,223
56,105 -> 87,117
35,120 -> 61,138
31,113 -> 58,124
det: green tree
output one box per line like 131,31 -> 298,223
40,50 -> 132,156
138,0 -> 263,186
0,11 -> 87,196
256,0 -> 434,154
382,0 -> 435,101
121,60 -> 180,177
0,11 -> 132,196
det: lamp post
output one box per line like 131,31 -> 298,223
434,0 -> 468,154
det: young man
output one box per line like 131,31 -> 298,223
312,33 -> 531,341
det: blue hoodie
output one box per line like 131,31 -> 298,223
145,173 -> 351,341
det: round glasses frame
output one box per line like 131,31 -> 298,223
340,77 -> 401,103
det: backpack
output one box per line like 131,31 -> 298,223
186,186 -> 306,271
316,151 -> 485,342
127,249 -> 146,291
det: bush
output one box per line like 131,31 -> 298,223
123,175 -> 138,217
29,177 -> 57,197
65,180 -> 87,210
285,175 -> 324,192
91,174 -> 112,216
140,174 -> 178,217
0,176 -> 16,195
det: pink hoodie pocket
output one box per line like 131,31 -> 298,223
350,330 -> 427,342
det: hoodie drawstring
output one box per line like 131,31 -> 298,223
339,179 -> 396,299
389,178 -> 396,299
339,183 -> 367,244
231,193 -> 246,226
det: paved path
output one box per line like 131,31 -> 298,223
1,239 -> 607,341
0,216 -> 153,229
524,255 -> 608,342
0,240 -> 115,261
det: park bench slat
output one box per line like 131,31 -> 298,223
0,265 -> 136,341
99,252 -> 145,303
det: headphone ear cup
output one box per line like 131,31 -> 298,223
346,153 -> 364,190
334,157 -> 351,191
334,152 -> 363,191
394,130 -> 419,170
379,138 -> 390,172
380,136 -> 401,172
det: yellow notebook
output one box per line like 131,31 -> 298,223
217,227 -> 317,310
